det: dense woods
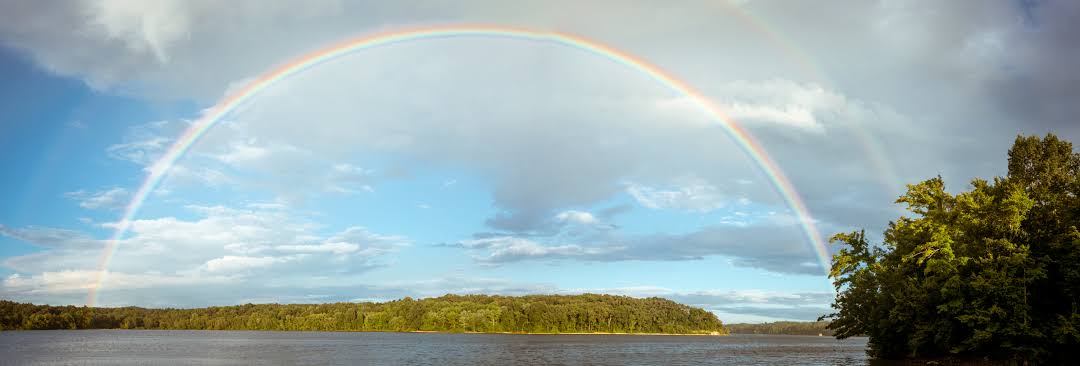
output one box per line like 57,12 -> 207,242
726,321 -> 832,336
823,134 -> 1080,363
0,294 -> 726,335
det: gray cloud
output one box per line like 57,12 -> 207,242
9,0 -> 1068,235
0,224 -> 101,248
454,217 -> 826,275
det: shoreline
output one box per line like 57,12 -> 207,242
448,331 -> 727,336
8,328 -> 869,338
4,328 -> 729,336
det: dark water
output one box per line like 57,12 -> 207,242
0,330 -> 869,365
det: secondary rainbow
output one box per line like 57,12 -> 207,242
88,25 -> 828,306
719,3 -> 903,195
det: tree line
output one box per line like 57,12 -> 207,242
725,321 -> 832,336
0,294 -> 726,335
824,134 -> 1080,363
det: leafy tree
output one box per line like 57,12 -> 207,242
823,134 -> 1080,362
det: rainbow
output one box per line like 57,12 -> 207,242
722,3 -> 902,195
88,25 -> 828,306
719,3 -> 828,84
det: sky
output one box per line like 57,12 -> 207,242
0,0 -> 1077,324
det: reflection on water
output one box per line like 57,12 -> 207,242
0,330 -> 869,365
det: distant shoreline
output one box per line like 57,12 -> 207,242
419,330 -> 727,336
2,295 -> 728,335
9,328 -> 866,338
8,328 -> 859,338
5,328 -> 727,336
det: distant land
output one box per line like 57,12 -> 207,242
0,294 -> 727,335
726,321 -> 833,336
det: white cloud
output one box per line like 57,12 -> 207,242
84,0 -> 191,63
212,139 -> 269,164
64,187 -> 130,210
205,255 -> 288,272
626,177 -> 726,213
277,242 -> 359,255
458,236 -> 623,264
326,227 -> 410,250
3,270 -> 234,295
716,80 -> 845,133
0,0 -> 346,93
326,163 -> 376,195
0,205 -> 409,304
103,120 -> 383,201
106,136 -> 171,165
653,81 -> 833,133
724,102 -> 819,132
246,202 -> 288,210
104,120 -> 237,191
554,210 -> 598,225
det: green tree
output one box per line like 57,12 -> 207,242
823,134 -> 1080,362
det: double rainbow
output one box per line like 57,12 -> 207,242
88,25 -> 827,306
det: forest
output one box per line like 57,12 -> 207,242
725,321 -> 832,336
0,294 -> 726,335
823,134 -> 1080,363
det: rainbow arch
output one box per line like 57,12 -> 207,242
88,25 -> 827,306
721,2 -> 902,196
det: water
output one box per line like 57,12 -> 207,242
0,330 -> 869,365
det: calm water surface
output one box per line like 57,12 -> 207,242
0,330 -> 869,365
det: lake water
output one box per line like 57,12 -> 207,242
0,330 -> 870,365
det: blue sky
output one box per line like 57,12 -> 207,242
1,0 -> 1077,323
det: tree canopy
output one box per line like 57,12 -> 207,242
823,134 -> 1080,362
1,294 -> 726,335
725,321 -> 832,336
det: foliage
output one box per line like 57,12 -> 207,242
725,321 -> 833,336
822,134 -> 1080,362
0,294 -> 726,335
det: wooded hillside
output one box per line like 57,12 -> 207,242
1,294 -> 726,335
